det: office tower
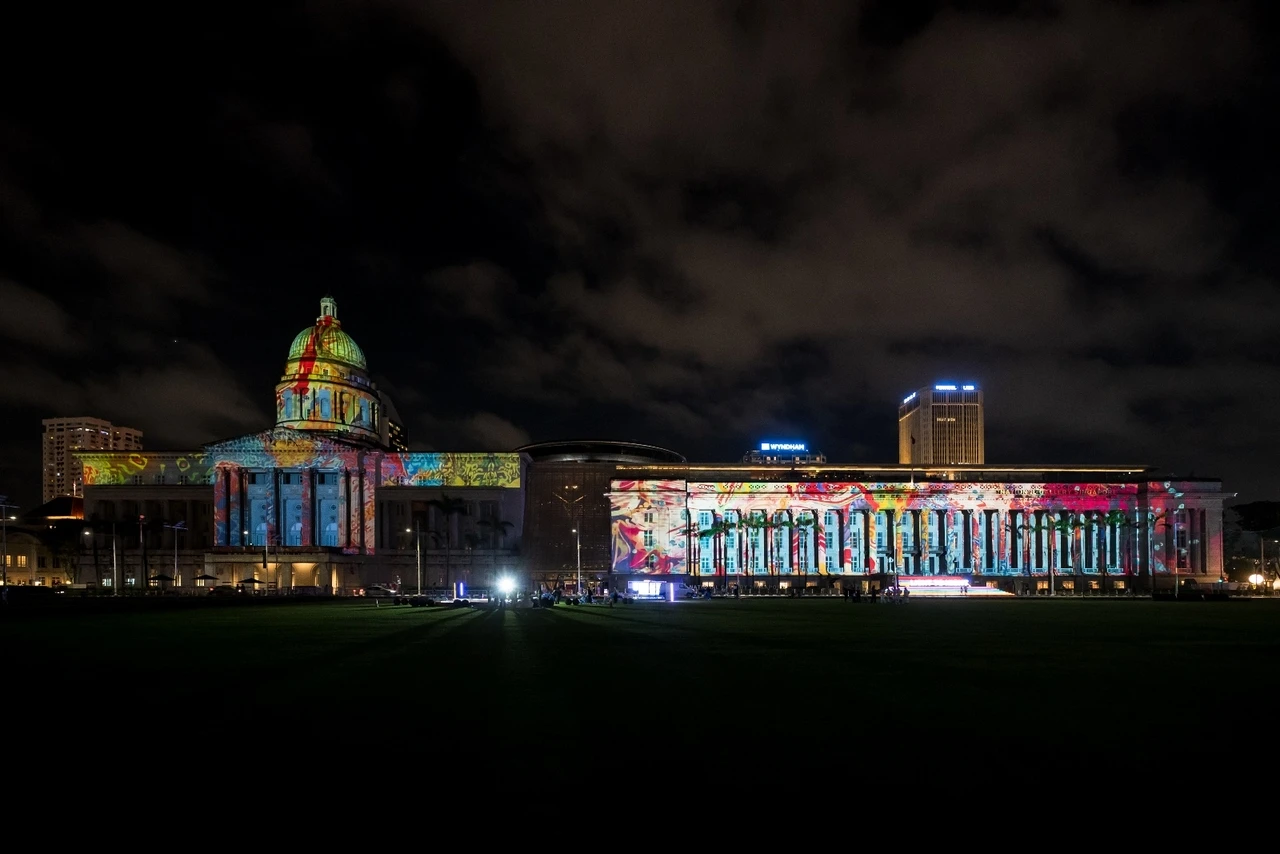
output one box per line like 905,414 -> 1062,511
898,383 -> 984,465
42,417 -> 143,502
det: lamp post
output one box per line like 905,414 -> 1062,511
554,486 -> 584,593
406,522 -> 422,596
572,527 -> 582,596
165,521 -> 186,587
85,523 -> 119,594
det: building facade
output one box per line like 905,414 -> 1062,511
517,440 -> 685,591
609,463 -> 1225,595
76,298 -> 522,594
898,384 -> 984,465
42,416 -> 143,502
57,297 -> 1226,600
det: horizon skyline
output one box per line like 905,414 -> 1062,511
3,2 -> 1275,513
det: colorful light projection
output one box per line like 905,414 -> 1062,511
611,479 -> 1221,580
378,453 -> 521,488
78,452 -> 214,486
610,480 -> 688,573
274,297 -> 381,442
207,428 -> 369,551
205,431 -> 522,553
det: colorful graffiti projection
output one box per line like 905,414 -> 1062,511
610,480 -> 1222,581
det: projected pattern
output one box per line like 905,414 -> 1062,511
205,429 -> 521,554
611,479 -> 1218,580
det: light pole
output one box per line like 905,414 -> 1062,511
86,523 -> 119,594
406,522 -> 422,596
572,527 -> 582,596
554,486 -> 584,592
165,521 -> 186,587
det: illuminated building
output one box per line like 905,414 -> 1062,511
609,461 -> 1225,595
77,297 -> 521,593
66,297 -> 1225,599
42,416 -> 142,502
899,384 -> 984,465
743,441 -> 826,465
517,440 -> 684,590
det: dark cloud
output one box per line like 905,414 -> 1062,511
0,0 -> 1275,511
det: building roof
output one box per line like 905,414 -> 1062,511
286,298 -> 367,371
515,440 -> 687,464
21,495 -> 83,522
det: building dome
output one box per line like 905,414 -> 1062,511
274,297 -> 382,444
286,296 -> 367,370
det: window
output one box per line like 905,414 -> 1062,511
1009,511 -> 1021,570
1033,511 -> 1045,570
17,555 -> 28,568
1058,512 -> 1072,570
1082,513 -> 1095,570
38,555 -> 47,569
983,510 -> 996,570
1175,510 -> 1189,569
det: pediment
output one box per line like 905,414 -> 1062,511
204,427 -> 368,460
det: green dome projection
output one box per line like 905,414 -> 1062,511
275,297 -> 381,444
286,323 -> 367,371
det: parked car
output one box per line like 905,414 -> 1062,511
362,585 -> 396,598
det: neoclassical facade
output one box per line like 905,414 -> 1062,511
609,464 -> 1225,594
77,298 -> 523,593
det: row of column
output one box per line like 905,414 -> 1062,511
687,504 -> 1202,576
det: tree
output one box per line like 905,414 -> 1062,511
1230,501 -> 1280,535
478,516 -> 515,587
1048,511 -> 1090,594
426,493 -> 469,592
46,520 -> 85,585
462,532 -> 482,586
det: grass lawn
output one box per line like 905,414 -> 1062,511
6,596 -> 1277,785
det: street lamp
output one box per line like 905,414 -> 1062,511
406,522 -> 422,596
554,486 -> 584,592
572,527 -> 582,596
84,523 -> 120,594
164,521 -> 186,587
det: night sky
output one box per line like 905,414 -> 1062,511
1,1 -> 1277,513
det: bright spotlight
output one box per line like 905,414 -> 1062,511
496,576 -> 516,596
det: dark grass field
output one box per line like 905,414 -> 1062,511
6,596 -> 1278,787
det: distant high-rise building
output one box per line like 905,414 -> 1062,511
898,384 -> 984,465
42,417 -> 143,502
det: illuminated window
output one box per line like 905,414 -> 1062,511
1009,511 -> 1021,570
1175,510 -> 1189,569
17,555 -> 28,568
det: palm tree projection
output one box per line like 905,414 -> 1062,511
426,493 -> 468,591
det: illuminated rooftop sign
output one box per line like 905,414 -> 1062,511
903,392 -> 917,404
760,442 -> 807,452
935,384 -> 957,390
